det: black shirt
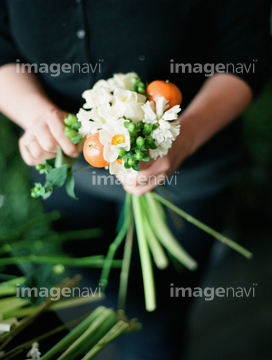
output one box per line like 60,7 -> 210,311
0,0 -> 271,195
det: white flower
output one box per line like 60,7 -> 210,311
82,86 -> 112,109
110,88 -> 146,122
92,72 -> 138,92
141,101 -> 158,124
77,108 -> 104,138
150,119 -> 181,160
141,97 -> 181,160
141,97 -> 181,124
99,118 -> 130,163
109,160 -> 137,177
107,72 -> 139,91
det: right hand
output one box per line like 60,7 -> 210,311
19,108 -> 79,166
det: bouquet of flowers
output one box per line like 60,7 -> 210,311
31,72 -> 252,312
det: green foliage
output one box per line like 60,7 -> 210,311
118,117 -> 157,170
0,115 -> 47,236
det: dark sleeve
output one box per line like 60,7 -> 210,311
213,0 -> 272,96
0,0 -> 21,67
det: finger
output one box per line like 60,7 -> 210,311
139,158 -> 154,171
123,173 -> 166,196
19,132 -> 56,166
47,110 -> 78,157
136,157 -> 170,185
28,137 -> 57,161
33,121 -> 59,154
19,137 -> 43,166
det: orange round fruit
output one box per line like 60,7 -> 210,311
146,80 -> 182,108
83,132 -> 110,168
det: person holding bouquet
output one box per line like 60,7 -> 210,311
0,0 -> 271,358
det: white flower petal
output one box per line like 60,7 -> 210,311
155,97 -> 169,118
162,105 -> 181,120
103,144 -> 118,162
141,101 -> 158,124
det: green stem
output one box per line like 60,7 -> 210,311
69,312 -> 118,359
144,193 -> 198,270
99,193 -> 132,292
141,209 -> 169,270
152,192 -> 253,259
0,313 -> 89,360
0,255 -> 122,268
0,276 -> 81,351
118,217 -> 134,310
0,228 -> 102,255
72,165 -> 93,174
57,309 -> 116,360
132,195 -> 156,312
4,294 -> 103,319
0,287 -> 16,297
39,306 -> 106,360
80,321 -> 129,360
54,146 -> 65,168
0,297 -> 29,318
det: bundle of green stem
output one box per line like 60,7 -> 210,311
100,191 -> 253,312
0,276 -> 140,359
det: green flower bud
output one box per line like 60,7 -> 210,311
64,126 -> 78,139
64,114 -> 77,127
35,164 -> 44,171
128,123 -> 136,133
118,147 -> 127,157
138,86 -> 145,94
144,123 -> 153,132
128,157 -> 136,166
136,136 -> 145,147
131,77 -> 138,85
136,152 -> 144,161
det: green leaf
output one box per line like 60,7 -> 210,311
71,121 -> 81,131
149,142 -> 157,150
132,163 -> 140,171
70,133 -> 82,144
46,165 -> 68,188
142,154 -> 151,162
124,151 -> 133,159
124,122 -> 130,128
143,144 -> 150,150
65,173 -> 78,200
42,182 -> 53,200
124,161 -> 131,169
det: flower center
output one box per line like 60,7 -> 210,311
111,134 -> 125,145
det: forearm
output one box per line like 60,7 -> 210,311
179,73 -> 253,158
0,63 -> 78,165
0,64 -> 57,130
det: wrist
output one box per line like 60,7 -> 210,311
176,116 -> 198,160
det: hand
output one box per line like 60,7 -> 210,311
19,108 -> 79,166
118,132 -> 189,196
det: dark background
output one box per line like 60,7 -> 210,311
1,18 -> 272,360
